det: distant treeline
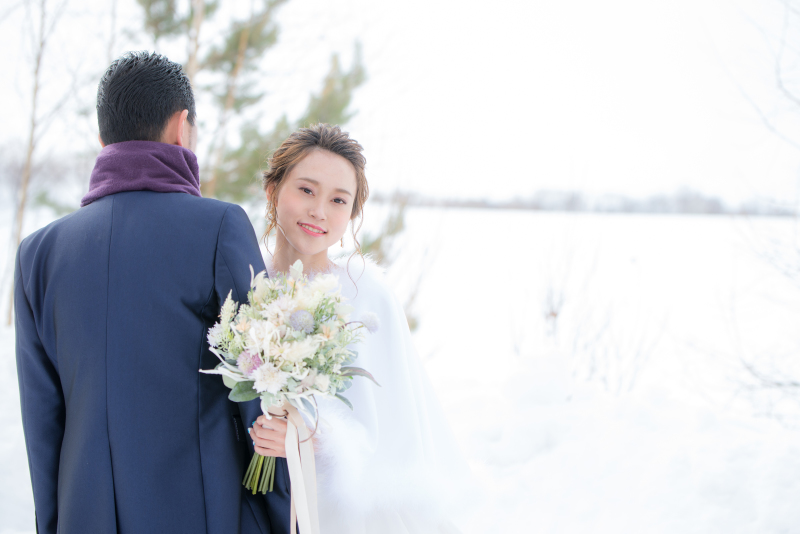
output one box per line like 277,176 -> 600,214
372,189 -> 797,217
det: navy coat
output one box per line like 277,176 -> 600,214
14,191 -> 292,534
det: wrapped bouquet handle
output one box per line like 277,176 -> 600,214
270,404 -> 320,534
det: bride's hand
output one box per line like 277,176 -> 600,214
249,414 -> 288,457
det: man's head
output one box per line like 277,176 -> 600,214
97,51 -> 196,150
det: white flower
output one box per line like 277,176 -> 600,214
359,312 -> 381,333
335,303 -> 354,322
275,293 -> 292,311
318,322 -> 340,340
291,366 -> 311,382
252,270 -> 270,303
314,374 -> 331,392
309,273 -> 339,294
283,337 -> 320,363
299,369 -> 318,389
289,260 -> 305,281
207,323 -> 224,347
247,321 -> 277,353
219,291 -> 237,327
294,286 -> 321,310
253,362 -> 289,395
269,340 -> 290,361
260,301 -> 284,324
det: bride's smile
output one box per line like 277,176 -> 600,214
298,222 -> 326,235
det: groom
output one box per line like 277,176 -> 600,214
15,51 -> 290,533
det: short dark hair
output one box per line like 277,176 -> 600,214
97,51 -> 196,145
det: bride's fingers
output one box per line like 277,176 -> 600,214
251,428 -> 284,445
250,429 -> 287,457
256,415 -> 287,433
249,423 -> 287,456
252,419 -> 286,442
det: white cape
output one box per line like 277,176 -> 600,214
298,258 -> 471,533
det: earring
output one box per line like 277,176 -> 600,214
341,237 -> 344,247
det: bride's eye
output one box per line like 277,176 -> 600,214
333,198 -> 347,205
301,187 -> 313,195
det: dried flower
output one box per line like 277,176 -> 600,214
289,310 -> 315,334
207,323 -> 223,347
359,312 -> 381,334
237,351 -> 262,377
253,362 -> 289,395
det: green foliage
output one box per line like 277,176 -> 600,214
137,0 -> 180,41
360,199 -> 406,266
295,44 -> 366,128
202,0 -> 286,76
33,190 -> 77,218
201,0 -> 287,114
340,366 -> 381,387
299,397 -> 316,421
213,119 -> 279,204
229,381 -> 259,402
136,0 -> 220,42
335,393 -> 354,410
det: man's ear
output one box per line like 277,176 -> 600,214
175,109 -> 190,148
161,109 -> 190,147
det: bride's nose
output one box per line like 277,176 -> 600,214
308,198 -> 326,220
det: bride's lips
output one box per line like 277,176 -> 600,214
298,222 -> 326,237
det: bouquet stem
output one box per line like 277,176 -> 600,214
243,453 -> 276,494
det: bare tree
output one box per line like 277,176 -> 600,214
106,0 -> 120,65
732,1 -> 800,156
7,0 -> 72,324
184,0 -> 204,83
723,0 -> 800,404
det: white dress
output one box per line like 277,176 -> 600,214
272,258 -> 470,534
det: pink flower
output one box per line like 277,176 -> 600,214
237,351 -> 262,377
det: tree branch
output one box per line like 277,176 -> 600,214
0,1 -> 24,24
775,1 -> 800,108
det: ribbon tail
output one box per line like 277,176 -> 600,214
295,411 -> 320,532
268,403 -> 319,534
284,407 -> 318,534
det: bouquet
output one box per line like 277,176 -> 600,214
201,260 -> 379,495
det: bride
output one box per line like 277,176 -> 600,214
247,123 -> 470,533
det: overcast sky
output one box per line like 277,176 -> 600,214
2,0 -> 800,205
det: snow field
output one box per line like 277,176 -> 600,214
2,207 -> 800,533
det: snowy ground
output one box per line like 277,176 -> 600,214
2,208 -> 800,533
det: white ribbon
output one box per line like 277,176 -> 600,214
269,404 -> 320,534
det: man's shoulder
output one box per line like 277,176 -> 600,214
18,203 -> 90,258
18,194 -> 248,259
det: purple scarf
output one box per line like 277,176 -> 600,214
81,140 -> 202,207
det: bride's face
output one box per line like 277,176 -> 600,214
272,149 -> 357,259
